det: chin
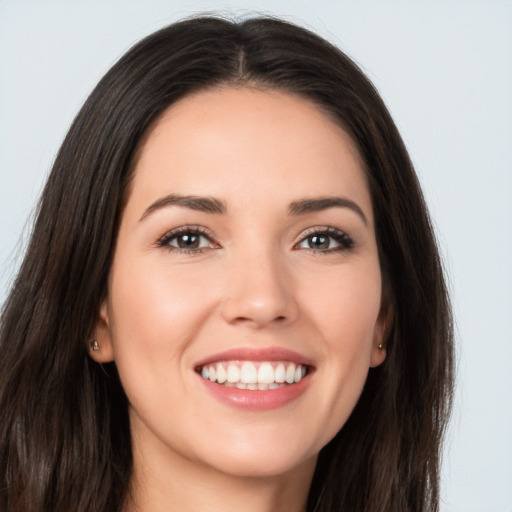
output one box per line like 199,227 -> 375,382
204,450 -> 318,480
192,433 -> 320,480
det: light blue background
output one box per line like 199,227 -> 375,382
1,1 -> 511,510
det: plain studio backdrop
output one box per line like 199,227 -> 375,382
1,1 -> 511,511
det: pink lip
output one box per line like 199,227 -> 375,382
194,347 -> 314,411
197,373 -> 312,411
194,347 -> 314,368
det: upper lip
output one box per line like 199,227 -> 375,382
194,347 -> 314,369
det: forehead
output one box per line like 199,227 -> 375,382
128,86 -> 372,221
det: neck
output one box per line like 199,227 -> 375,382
123,431 -> 316,512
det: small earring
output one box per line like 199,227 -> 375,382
378,343 -> 384,350
90,340 -> 100,352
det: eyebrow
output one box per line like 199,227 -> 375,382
139,194 -> 226,221
288,197 -> 368,225
140,193 -> 368,225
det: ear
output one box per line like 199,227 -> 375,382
89,298 -> 115,363
370,299 -> 394,368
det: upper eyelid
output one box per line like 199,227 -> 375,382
295,225 -> 351,240
160,225 -> 213,237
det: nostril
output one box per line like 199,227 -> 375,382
220,288 -> 299,328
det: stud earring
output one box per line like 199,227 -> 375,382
378,343 -> 384,350
90,340 -> 100,352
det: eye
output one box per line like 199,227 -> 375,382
296,227 -> 354,253
156,226 -> 218,253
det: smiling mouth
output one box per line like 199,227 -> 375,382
196,361 -> 309,390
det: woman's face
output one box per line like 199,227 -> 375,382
94,87 -> 387,479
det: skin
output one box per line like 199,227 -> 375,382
93,87 -> 388,512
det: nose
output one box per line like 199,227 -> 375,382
220,248 -> 299,329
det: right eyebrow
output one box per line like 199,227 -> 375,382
139,194 -> 227,221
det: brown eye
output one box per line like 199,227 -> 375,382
175,233 -> 200,249
307,234 -> 330,250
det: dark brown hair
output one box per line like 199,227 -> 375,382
0,15 -> 454,512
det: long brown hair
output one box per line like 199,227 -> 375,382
0,15 -> 454,512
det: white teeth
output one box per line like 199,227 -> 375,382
227,364 -> 240,383
275,363 -> 286,383
199,361 -> 308,388
257,362 -> 275,384
216,364 -> 227,383
285,363 -> 296,384
240,362 -> 257,384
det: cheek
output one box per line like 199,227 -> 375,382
109,258 -> 210,337
307,264 -> 382,350
106,258 -> 219,387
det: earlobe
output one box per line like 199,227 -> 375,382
370,299 -> 394,368
370,341 -> 387,368
89,299 -> 115,363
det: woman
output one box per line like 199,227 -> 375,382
0,15 -> 454,512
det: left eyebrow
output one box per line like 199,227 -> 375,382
139,194 -> 227,221
288,197 -> 368,226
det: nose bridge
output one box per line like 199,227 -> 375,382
221,242 -> 297,327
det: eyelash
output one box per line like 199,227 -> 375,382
155,225 -> 354,255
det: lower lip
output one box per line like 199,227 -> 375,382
197,375 -> 311,410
